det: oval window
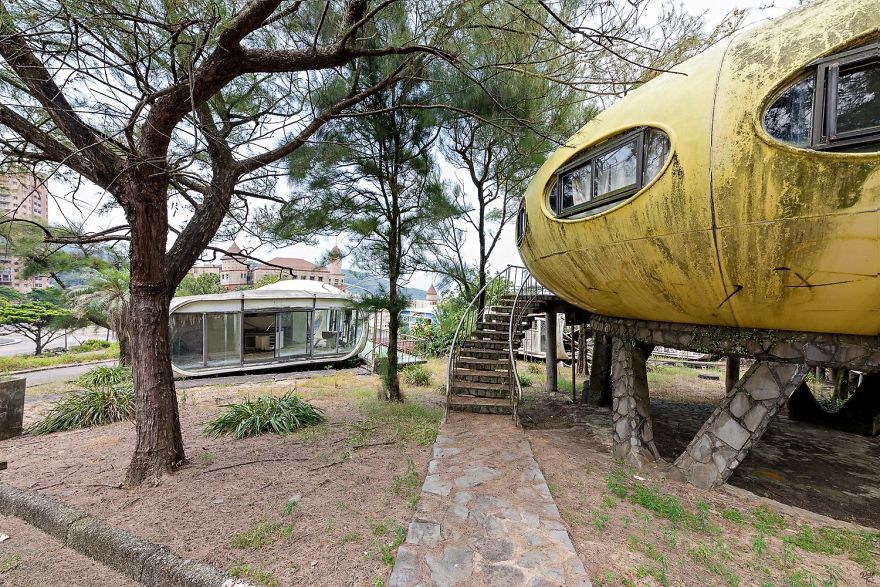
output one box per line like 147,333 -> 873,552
763,75 -> 815,147
549,127 -> 670,218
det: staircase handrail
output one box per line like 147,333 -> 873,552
444,284 -> 489,422
507,269 -> 544,426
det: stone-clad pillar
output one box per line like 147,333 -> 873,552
545,311 -> 557,393
585,333 -> 613,406
674,361 -> 808,489
611,339 -> 660,467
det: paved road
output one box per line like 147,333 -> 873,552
0,327 -> 114,357
22,359 -> 366,393
23,360 -> 117,388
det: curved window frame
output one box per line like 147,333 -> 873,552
515,199 -> 527,245
549,127 -> 669,219
764,42 -> 880,150
811,42 -> 880,150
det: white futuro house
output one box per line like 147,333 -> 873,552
169,280 -> 368,376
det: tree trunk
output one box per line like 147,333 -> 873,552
124,180 -> 185,486
382,307 -> 403,402
117,328 -> 132,367
33,330 -> 43,356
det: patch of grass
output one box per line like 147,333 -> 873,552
368,517 -> 393,537
357,399 -> 441,446
401,364 -> 432,387
752,533 -> 768,555
752,505 -> 786,535
517,372 -> 536,387
204,392 -> 324,439
228,561 -> 279,587
0,344 -> 119,372
526,362 -> 542,374
231,520 -> 293,550
28,384 -> 134,434
720,507 -> 745,525
74,365 -> 131,388
593,510 -> 610,532
72,339 -> 114,352
391,460 -> 421,510
784,526 -> 880,573
601,495 -> 617,509
709,562 -> 741,587
282,499 -> 298,517
341,531 -> 362,545
629,485 -> 685,525
373,525 -> 406,566
547,482 -> 564,497
0,555 -> 21,573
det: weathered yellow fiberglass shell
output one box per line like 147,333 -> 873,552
518,0 -> 880,336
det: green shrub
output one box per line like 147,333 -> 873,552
29,384 -> 134,434
401,364 -> 432,386
204,392 -> 324,439
75,365 -> 131,389
517,372 -> 535,387
72,339 -> 113,353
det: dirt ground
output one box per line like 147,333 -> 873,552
0,366 -> 445,587
520,360 -> 880,586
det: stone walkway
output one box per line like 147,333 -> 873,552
389,413 -> 591,587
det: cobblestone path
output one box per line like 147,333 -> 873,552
389,413 -> 591,587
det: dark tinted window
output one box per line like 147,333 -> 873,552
835,62 -> 880,134
516,201 -> 526,244
764,75 -> 815,147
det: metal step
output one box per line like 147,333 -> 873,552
447,395 -> 512,415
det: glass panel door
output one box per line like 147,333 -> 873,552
205,312 -> 241,367
277,311 -> 310,358
170,313 -> 204,368
312,309 -> 339,355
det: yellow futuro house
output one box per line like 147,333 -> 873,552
517,0 -> 880,337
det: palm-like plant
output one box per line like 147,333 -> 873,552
70,268 -> 131,365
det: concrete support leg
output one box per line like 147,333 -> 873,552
545,311 -> 557,393
585,333 -> 612,406
611,339 -> 660,468
674,361 -> 808,489
725,357 -> 740,393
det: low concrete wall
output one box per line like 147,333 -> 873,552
0,377 -> 25,440
0,484 -> 251,587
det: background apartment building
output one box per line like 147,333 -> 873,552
0,173 -> 49,292
190,243 -> 345,290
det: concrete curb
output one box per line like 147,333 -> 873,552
0,483 -> 252,587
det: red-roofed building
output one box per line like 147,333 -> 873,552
189,243 -> 345,291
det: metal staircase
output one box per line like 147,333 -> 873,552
445,266 -> 549,422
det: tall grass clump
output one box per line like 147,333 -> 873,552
401,364 -> 432,387
204,392 -> 324,439
75,365 -> 131,388
29,367 -> 134,435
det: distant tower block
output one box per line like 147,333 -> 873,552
426,284 -> 438,306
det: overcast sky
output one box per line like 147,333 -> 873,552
45,0 -> 802,293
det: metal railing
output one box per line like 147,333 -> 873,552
507,269 -> 548,426
444,265 -> 534,421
